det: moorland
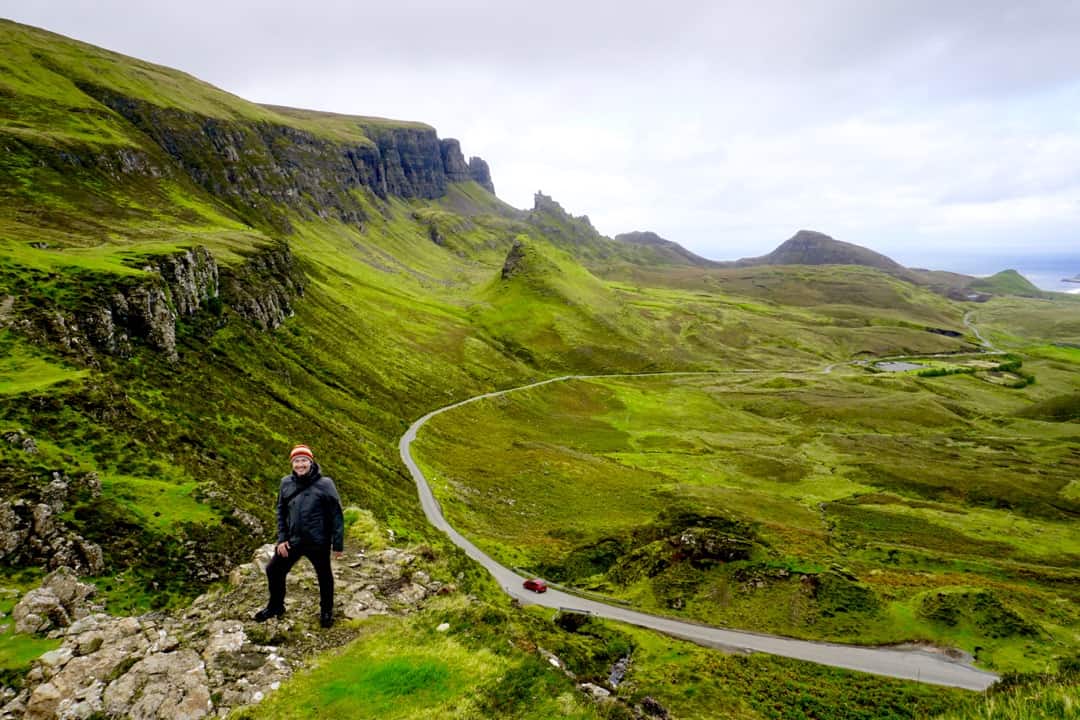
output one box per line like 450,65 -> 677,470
1,17 -> 1078,720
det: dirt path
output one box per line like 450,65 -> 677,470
399,372 -> 1000,691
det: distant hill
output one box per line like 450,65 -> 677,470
735,230 -> 908,274
613,231 -> 719,268
729,231 -> 1052,301
968,269 -> 1044,298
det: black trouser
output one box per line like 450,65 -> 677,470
265,543 -> 334,614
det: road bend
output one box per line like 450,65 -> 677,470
399,373 -> 999,691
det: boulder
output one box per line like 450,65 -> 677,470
13,588 -> 70,635
103,649 -> 212,720
579,682 -> 611,700
13,567 -> 96,634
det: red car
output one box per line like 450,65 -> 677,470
523,578 -> 548,593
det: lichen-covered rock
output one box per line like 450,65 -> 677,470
13,587 -> 71,635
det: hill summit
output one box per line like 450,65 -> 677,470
737,230 -> 906,273
613,231 -> 718,267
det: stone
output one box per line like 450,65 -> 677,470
501,240 -> 528,280
389,583 -> 427,606
76,632 -> 105,656
42,566 -> 96,608
31,503 -> 55,537
436,622 -> 450,632
439,139 -> 471,182
38,647 -> 73,669
14,588 -> 69,634
2,690 -> 28,718
103,649 -> 212,720
0,501 -> 26,558
25,682 -> 62,720
202,621 -> 247,661
579,682 -> 611,700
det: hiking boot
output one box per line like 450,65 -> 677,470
253,606 -> 284,622
320,610 -> 334,628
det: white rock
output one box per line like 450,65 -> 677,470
38,647 -> 73,668
436,622 -> 450,632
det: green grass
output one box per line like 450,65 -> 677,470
5,19 -> 1080,716
967,270 -> 1044,298
234,601 -> 606,720
414,369 -> 1080,672
618,624 -> 969,719
98,474 -> 219,532
0,341 -> 87,394
931,668 -> 1080,719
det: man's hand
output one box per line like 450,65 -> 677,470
333,551 -> 343,560
276,541 -> 290,557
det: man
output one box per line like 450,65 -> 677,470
254,444 -> 345,628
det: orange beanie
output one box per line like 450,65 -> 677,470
289,444 -> 314,461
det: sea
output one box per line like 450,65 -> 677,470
904,254 -> 1080,294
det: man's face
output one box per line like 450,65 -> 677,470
292,456 -> 312,475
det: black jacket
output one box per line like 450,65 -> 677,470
275,462 -> 345,552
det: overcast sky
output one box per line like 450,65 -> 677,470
3,1 -> 1079,271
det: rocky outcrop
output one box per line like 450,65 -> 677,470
0,465 -> 104,576
16,247 -> 220,362
3,544 -> 441,719
219,243 -> 304,331
12,567 -> 99,635
12,243 -> 301,361
0,136 -> 167,184
501,240 -> 528,280
468,156 -> 495,194
671,527 -> 753,566
439,139 -> 471,182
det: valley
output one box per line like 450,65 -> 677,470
1,17 -> 1078,720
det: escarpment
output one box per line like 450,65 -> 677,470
70,86 -> 493,232
6,244 -> 302,362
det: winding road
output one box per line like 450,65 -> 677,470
399,373 -> 1000,691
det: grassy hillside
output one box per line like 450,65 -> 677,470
967,270 -> 1044,298
3,18 -> 1079,719
414,360 -> 1080,673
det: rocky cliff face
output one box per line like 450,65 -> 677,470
7,244 -> 301,363
74,86 -> 494,232
468,157 -> 495,194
